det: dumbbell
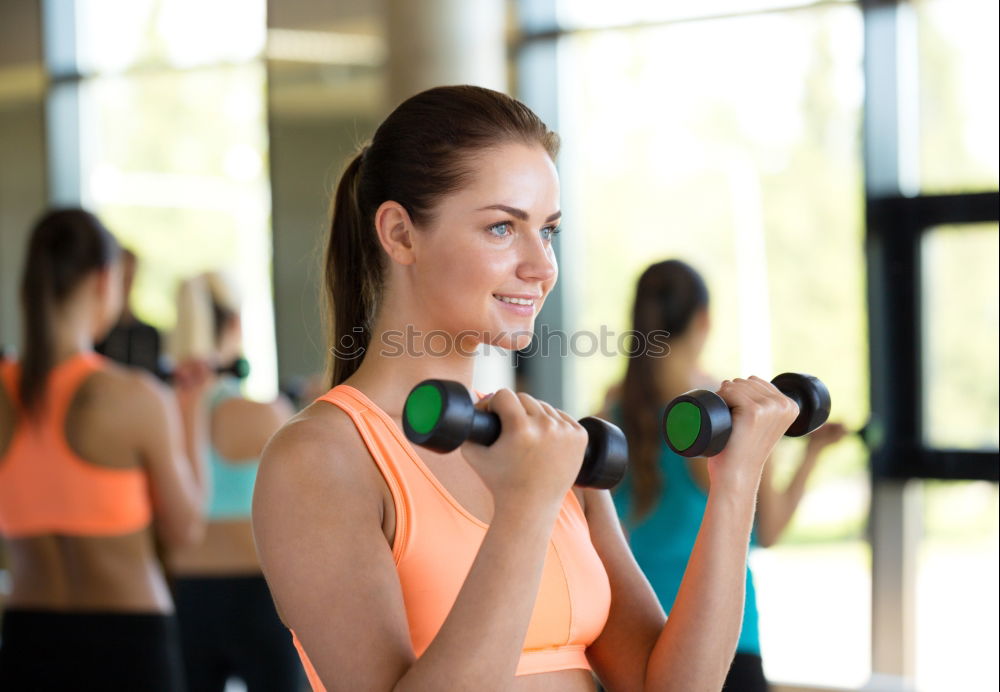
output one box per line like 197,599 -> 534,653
662,373 -> 831,458
403,379 -> 628,489
158,356 -> 250,382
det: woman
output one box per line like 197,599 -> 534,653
167,272 -> 301,691
0,208 -> 205,690
614,259 -> 847,691
252,85 -> 799,691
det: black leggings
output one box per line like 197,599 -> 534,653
174,575 -> 303,692
724,652 -> 770,692
0,608 -> 185,691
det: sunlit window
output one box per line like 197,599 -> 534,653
551,4 -> 870,686
62,0 -> 275,398
917,480 -> 999,691
916,0 -> 1000,194
921,225 -> 1000,451
74,0 -> 265,73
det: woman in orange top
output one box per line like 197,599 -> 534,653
252,86 -> 800,691
0,209 -> 206,691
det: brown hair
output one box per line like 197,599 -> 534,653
19,208 -> 121,415
622,260 -> 709,521
323,85 -> 560,386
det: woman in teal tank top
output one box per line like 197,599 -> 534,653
167,273 -> 303,691
609,260 -> 846,692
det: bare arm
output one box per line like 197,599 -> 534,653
755,422 -> 847,547
212,395 -> 294,462
131,372 -> 205,549
253,390 -> 587,691
589,377 -> 799,691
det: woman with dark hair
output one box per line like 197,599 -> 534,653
614,259 -> 847,691
168,272 -> 301,691
0,208 -> 206,690
252,85 -> 800,691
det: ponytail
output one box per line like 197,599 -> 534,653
324,147 -> 384,386
622,260 -> 709,522
19,209 -> 120,415
20,249 -> 57,416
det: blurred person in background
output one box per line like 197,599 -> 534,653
167,271 -> 301,692
0,208 -> 205,691
96,247 -> 163,377
610,259 -> 847,692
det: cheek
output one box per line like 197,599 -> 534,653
425,242 -> 506,300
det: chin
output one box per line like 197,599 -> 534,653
485,327 -> 534,352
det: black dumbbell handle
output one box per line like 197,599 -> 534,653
463,407 -> 625,488
406,380 -> 627,489
157,357 -> 249,383
468,407 -> 502,447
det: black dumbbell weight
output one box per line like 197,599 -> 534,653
402,379 -> 628,489
157,356 -> 250,382
662,372 -> 831,458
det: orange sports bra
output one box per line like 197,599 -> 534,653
291,384 -> 611,689
0,352 -> 152,538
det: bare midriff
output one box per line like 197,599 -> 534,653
3,527 -> 173,612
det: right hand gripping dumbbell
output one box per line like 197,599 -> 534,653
662,372 -> 831,458
402,379 -> 629,489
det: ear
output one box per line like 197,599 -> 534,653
700,308 -> 711,333
374,200 -> 417,266
94,266 -> 112,298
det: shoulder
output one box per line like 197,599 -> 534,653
256,401 -> 384,505
214,392 -> 294,427
86,360 -> 172,413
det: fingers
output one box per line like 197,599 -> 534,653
516,392 -> 546,418
718,376 -> 799,423
173,358 -> 213,389
537,399 -> 582,430
476,388 -> 576,429
716,379 -> 758,410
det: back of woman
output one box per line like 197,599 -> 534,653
166,272 -> 302,692
0,208 -> 204,691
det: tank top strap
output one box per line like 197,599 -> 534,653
315,384 -> 413,563
47,352 -> 105,428
0,359 -> 19,407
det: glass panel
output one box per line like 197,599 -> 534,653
917,480 -> 999,691
556,5 -> 869,687
552,0 -> 851,30
74,0 -> 266,73
916,0 -> 1000,193
921,225 -> 1000,450
77,63 -> 277,398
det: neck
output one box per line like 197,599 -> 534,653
345,309 -> 479,420
51,301 -> 96,364
656,341 -> 701,402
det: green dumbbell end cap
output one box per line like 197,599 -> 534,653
666,401 -> 701,452
233,357 -> 250,379
405,383 -> 443,435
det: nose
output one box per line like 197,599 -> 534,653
516,232 -> 558,283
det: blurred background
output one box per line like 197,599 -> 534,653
0,1 -> 996,690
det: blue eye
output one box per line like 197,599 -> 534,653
488,222 -> 513,237
541,225 -> 562,241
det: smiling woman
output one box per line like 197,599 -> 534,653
251,85 -> 801,692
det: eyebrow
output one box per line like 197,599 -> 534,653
478,204 -> 562,223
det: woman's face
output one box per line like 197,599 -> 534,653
409,142 -> 560,352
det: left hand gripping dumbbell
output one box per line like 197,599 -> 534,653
402,379 -> 629,489
662,373 -> 831,458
